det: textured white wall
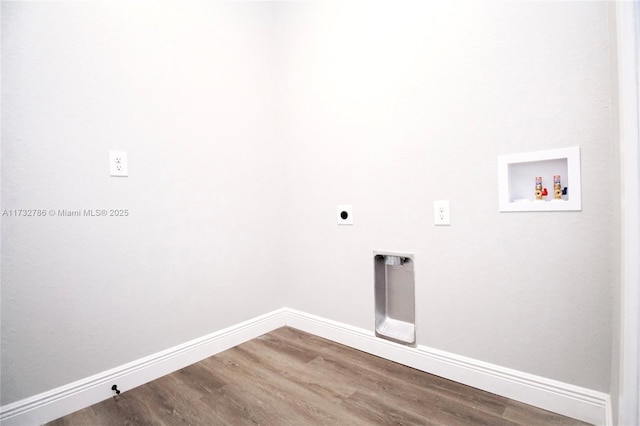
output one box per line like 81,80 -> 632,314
279,1 -> 614,392
1,1 -> 285,405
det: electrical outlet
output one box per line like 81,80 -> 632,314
109,151 -> 128,177
337,205 -> 353,225
434,200 -> 450,226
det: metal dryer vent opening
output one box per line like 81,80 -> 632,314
384,255 -> 403,266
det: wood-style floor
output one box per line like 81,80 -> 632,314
48,327 -> 592,425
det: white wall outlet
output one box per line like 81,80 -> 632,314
109,151 -> 128,177
337,205 -> 353,225
434,200 -> 450,226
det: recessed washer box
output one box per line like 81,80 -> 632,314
498,147 -> 581,212
374,250 -> 415,346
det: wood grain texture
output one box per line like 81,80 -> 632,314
47,327 -> 592,425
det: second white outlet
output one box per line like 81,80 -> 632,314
434,200 -> 450,226
109,151 -> 128,177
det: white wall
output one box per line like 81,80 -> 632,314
1,1 -> 285,405
279,1 -> 614,393
1,0 -> 617,410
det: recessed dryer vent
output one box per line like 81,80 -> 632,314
374,251 -> 415,345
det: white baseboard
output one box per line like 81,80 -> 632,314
0,309 -> 288,426
284,308 -> 611,426
1,307 -> 611,425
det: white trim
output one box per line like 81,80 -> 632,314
0,308 -> 611,425
0,309 -> 288,426
616,2 -> 640,426
284,308 -> 610,426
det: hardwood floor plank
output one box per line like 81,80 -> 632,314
47,327 -> 593,426
42,407 -> 103,426
133,375 -> 218,425
306,355 -> 514,426
502,399 -> 592,426
174,361 -> 228,396
89,391 -> 163,426
245,339 -> 360,401
205,346 -> 365,425
267,327 -> 510,419
340,390 -> 442,426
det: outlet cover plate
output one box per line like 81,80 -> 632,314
110,151 -> 128,177
434,200 -> 450,226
